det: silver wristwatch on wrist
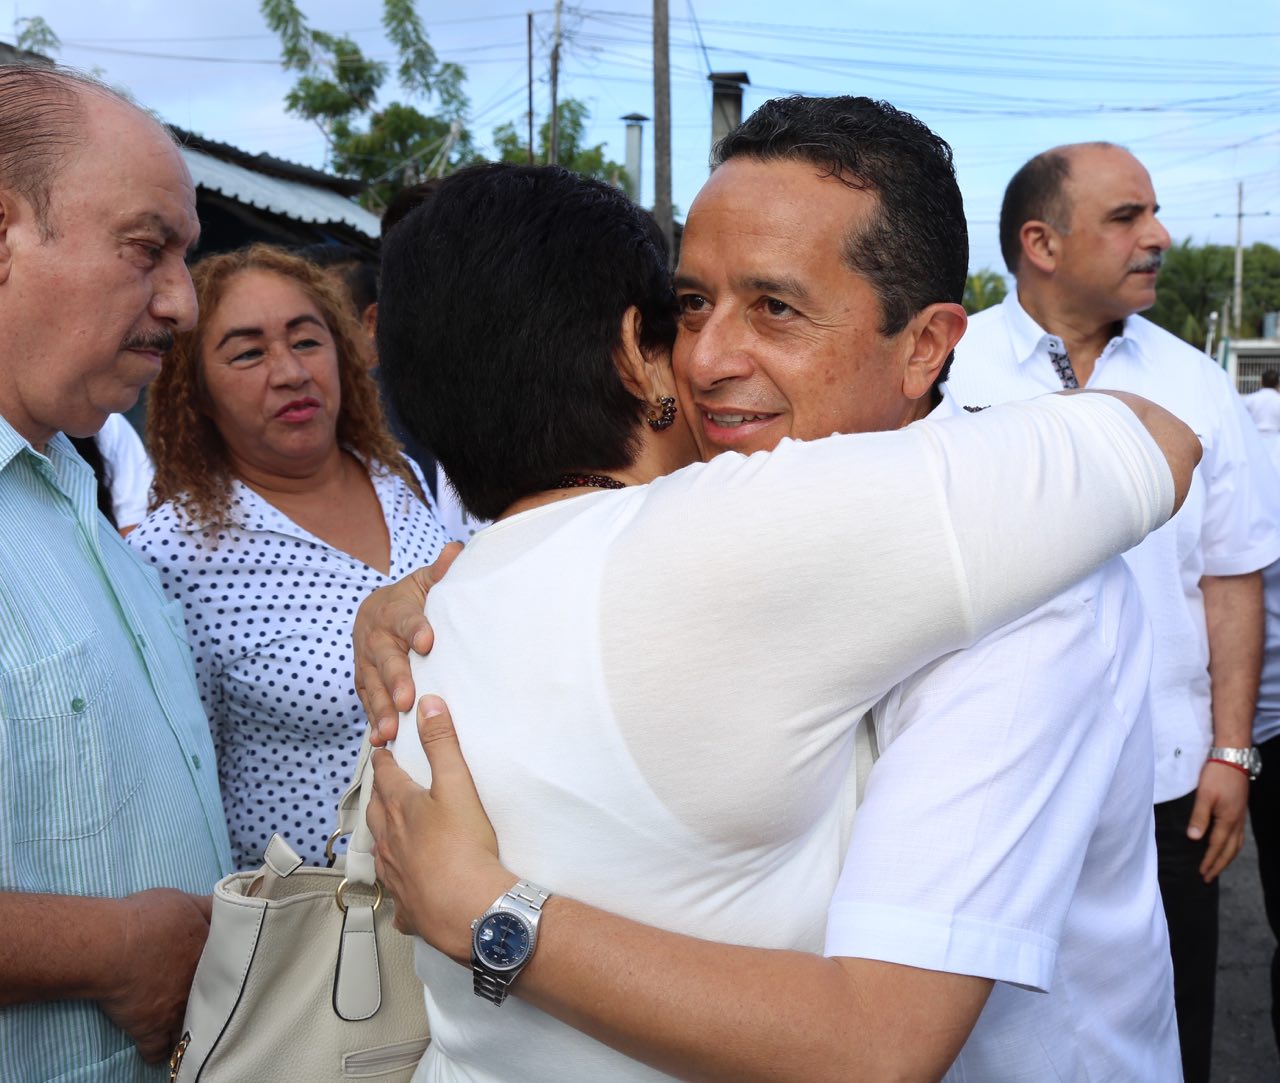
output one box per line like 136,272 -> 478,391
470,880 -> 553,1005
1207,746 -> 1262,781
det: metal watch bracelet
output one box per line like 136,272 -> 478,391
1207,746 -> 1262,780
471,880 -> 553,1006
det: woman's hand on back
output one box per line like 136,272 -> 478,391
354,542 -> 463,743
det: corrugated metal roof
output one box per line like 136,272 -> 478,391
181,146 -> 380,238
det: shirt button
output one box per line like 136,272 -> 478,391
192,754 -> 202,769
70,697 -> 86,713
1174,747 -> 1182,757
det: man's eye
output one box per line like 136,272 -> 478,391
135,242 -> 163,261
678,294 -> 708,313
763,298 -> 793,317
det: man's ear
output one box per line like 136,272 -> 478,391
0,189 -> 17,285
1019,220 -> 1058,275
902,302 -> 967,401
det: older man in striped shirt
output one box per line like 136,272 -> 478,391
0,66 -> 231,1079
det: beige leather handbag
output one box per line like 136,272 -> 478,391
169,736 -> 430,1081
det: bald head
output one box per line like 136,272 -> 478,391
999,141 -> 1122,275
0,65 -> 165,240
0,70 -> 198,449
1000,142 -> 1170,330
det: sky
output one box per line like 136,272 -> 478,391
7,1 -> 1280,277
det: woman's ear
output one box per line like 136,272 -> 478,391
614,306 -> 651,398
615,305 -> 678,415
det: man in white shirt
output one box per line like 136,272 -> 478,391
1245,370 -> 1280,477
948,141 -> 1280,1083
95,412 -> 155,532
1245,371 -> 1280,432
357,99 -> 1191,1080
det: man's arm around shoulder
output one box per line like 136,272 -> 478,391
368,698 -> 991,1083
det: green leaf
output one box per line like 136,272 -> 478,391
494,99 -> 627,184
260,0 -> 474,201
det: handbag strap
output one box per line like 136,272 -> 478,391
329,730 -> 378,887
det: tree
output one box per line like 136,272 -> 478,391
1146,240 -> 1231,348
1146,240 -> 1280,346
963,270 -> 1007,314
493,99 -> 628,189
261,0 -> 474,210
15,15 -> 60,55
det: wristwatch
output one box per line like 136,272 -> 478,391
1208,746 -> 1263,781
471,880 -> 552,1005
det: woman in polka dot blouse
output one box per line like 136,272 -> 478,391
128,244 -> 451,869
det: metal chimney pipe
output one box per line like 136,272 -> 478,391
621,112 -> 649,203
708,71 -> 750,156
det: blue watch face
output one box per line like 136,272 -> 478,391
475,912 -> 532,970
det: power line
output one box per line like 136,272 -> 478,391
571,14 -> 1280,81
684,0 -> 713,77
576,11 -> 1280,44
57,14 -> 555,45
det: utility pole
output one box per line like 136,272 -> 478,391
1234,181 -> 1245,338
526,12 -> 535,165
549,0 -> 562,166
653,0 -> 674,262
1214,183 -> 1272,339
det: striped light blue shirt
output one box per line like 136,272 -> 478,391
0,416 -> 231,1082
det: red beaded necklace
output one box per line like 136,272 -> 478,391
553,473 -> 626,490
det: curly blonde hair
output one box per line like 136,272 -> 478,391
148,243 -> 424,527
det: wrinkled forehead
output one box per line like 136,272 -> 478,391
56,96 -> 199,241
682,159 -> 870,268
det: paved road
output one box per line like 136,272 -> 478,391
1213,828 -> 1277,1081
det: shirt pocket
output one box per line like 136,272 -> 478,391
0,634 -> 143,844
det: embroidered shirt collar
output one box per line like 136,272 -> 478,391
1002,291 -> 1147,379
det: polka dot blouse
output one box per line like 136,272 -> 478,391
128,461 -> 450,870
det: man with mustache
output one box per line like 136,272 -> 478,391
949,141 -> 1280,1083
0,65 -> 231,1079
358,100 -> 1201,1079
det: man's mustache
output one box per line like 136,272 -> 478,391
121,329 -> 175,353
1130,253 -> 1163,275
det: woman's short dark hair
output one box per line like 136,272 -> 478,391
378,163 -> 675,521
